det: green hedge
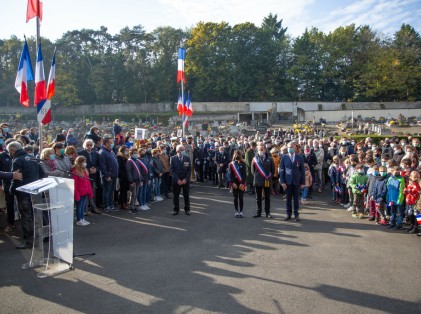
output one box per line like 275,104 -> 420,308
335,134 -> 420,144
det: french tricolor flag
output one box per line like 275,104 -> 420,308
34,43 -> 46,106
15,40 -> 34,107
38,47 -> 55,124
185,91 -> 193,117
177,91 -> 183,116
177,48 -> 186,84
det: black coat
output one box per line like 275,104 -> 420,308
170,155 -> 191,184
0,151 -> 12,188
10,149 -> 45,194
78,149 -> 100,180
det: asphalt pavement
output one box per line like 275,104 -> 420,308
1,182 -> 421,314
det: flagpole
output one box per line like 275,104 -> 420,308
36,15 -> 43,154
181,79 -> 185,137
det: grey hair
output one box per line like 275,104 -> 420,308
83,139 -> 94,149
6,141 -> 22,152
176,144 -> 184,153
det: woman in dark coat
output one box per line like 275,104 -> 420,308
117,145 -> 130,210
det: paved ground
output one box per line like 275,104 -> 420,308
1,182 -> 421,314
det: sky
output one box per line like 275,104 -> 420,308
1,0 -> 420,40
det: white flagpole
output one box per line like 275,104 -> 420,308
181,79 -> 185,137
36,16 -> 43,155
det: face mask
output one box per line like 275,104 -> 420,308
373,171 -> 379,176
82,162 -> 87,168
381,162 -> 387,166
275,141 -> 280,145
342,141 -> 346,145
313,145 -> 318,150
400,164 -> 406,169
60,149 -> 65,155
49,154 -> 56,160
0,139 -> 3,145
394,150 -> 401,154
70,132 -> 74,135
147,148 -> 152,152
132,154 -> 138,159
380,172 -> 387,177
258,151 -> 264,156
124,151 -> 129,156
351,142 -> 355,145
161,150 -> 167,155
413,143 -> 420,147
235,157 -> 240,161
288,148 -> 294,154
390,144 -> 395,148
110,144 -> 115,150
181,151 -> 188,157
128,139 -> 134,143
272,153 -> 278,157
3,128 -> 9,133
358,170 -> 364,175
153,137 -> 158,142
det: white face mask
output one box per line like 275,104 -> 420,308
82,162 -> 87,168
258,151 -> 264,156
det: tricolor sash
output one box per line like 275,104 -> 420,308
129,159 -> 141,179
137,159 -> 149,175
252,157 -> 271,180
416,214 -> 421,225
230,161 -> 243,183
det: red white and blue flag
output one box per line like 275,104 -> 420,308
26,0 -> 43,23
15,40 -> 34,107
185,91 -> 193,117
183,114 -> 189,128
177,91 -> 183,116
38,47 -> 55,124
177,48 -> 186,84
416,214 -> 421,225
34,43 -> 48,124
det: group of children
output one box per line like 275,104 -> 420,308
324,154 -> 421,235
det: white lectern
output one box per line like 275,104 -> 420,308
17,177 -> 74,278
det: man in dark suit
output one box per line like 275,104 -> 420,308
170,144 -> 191,215
279,141 -> 306,221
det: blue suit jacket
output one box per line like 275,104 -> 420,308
279,153 -> 305,186
170,155 -> 191,184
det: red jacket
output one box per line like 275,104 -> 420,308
72,168 -> 93,201
403,181 -> 420,205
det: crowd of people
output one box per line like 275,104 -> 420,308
0,119 -> 420,249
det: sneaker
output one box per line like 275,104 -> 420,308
347,206 -> 355,212
380,220 -> 389,226
4,224 -> 15,232
103,207 -> 112,213
144,204 -> 151,210
156,196 -> 164,201
344,203 -> 351,208
82,219 -> 91,225
140,205 -> 149,211
76,220 -> 88,226
130,209 -> 140,214
351,213 -> 359,218
234,212 -> 239,217
239,212 -> 244,218
358,214 -> 364,219
112,208 -> 120,212
367,216 -> 375,221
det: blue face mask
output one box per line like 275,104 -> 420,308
3,128 -> 9,133
373,171 -> 379,176
181,151 -> 188,157
288,148 -> 294,154
50,154 -> 56,160
132,154 -> 138,159
0,139 -> 4,145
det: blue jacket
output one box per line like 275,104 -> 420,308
98,146 -> 118,178
386,175 -> 405,205
372,175 -> 388,203
279,153 -> 305,186
328,165 -> 340,185
170,155 -> 191,184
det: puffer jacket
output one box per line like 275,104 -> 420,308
403,181 -> 420,205
386,175 -> 405,205
372,175 -> 388,204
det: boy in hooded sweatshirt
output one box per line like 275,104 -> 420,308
371,166 -> 389,225
386,166 -> 405,230
349,163 -> 368,219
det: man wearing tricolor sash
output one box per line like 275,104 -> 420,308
251,143 -> 275,218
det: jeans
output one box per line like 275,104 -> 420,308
301,187 -> 309,200
138,181 -> 148,206
314,169 -> 323,189
389,204 -> 405,227
153,177 -> 161,198
76,195 -> 88,221
102,177 -> 115,209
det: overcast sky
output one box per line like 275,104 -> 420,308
1,0 -> 420,40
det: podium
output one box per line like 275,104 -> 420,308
17,177 -> 74,278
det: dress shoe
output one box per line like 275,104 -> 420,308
16,241 -> 32,249
185,211 -> 191,215
284,217 -> 292,221
253,214 -> 261,218
91,208 -> 102,214
172,211 -> 179,216
295,217 -> 301,222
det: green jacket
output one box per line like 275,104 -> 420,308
349,172 -> 368,194
244,148 -> 255,183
